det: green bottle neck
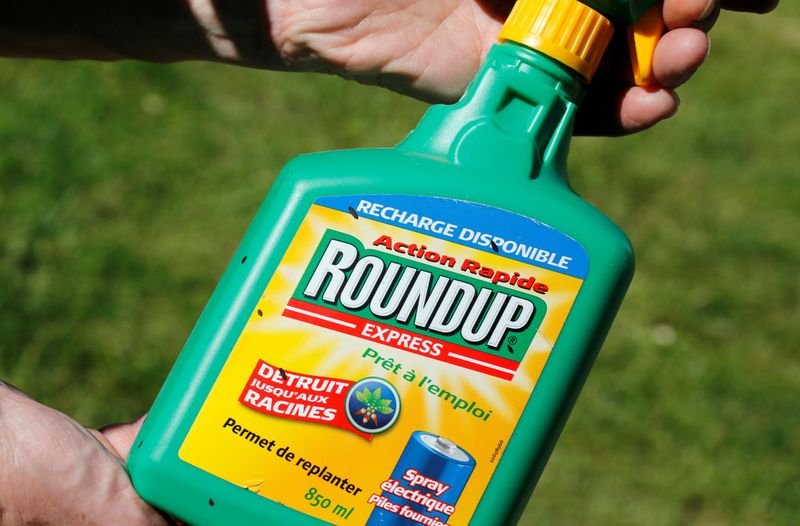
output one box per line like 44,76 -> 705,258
398,42 -> 584,183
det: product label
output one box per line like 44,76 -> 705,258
179,195 -> 587,525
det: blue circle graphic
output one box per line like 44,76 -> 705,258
345,377 -> 401,434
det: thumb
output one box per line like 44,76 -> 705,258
98,414 -> 148,460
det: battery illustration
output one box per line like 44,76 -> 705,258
367,431 -> 476,525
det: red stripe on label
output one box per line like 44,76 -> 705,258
283,299 -> 519,381
239,359 -> 372,440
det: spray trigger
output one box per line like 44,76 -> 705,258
627,3 -> 665,86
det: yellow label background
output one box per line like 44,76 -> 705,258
179,204 -> 583,525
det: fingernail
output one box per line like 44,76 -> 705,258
669,91 -> 681,117
677,67 -> 700,86
699,0 -> 718,22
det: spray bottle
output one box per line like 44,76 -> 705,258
129,0 -> 664,524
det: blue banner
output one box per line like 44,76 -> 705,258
315,195 -> 588,279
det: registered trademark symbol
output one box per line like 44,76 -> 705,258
508,336 -> 518,345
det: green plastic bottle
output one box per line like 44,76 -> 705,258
128,0 -> 659,524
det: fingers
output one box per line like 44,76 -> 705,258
608,0 -> 712,133
654,0 -> 717,90
653,27 -> 710,87
574,83 -> 679,136
618,87 -> 681,133
99,414 -> 148,460
664,0 -> 720,30
577,28 -> 704,134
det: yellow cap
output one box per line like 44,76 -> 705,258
498,0 -> 615,82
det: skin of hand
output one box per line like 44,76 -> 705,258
0,382 -> 166,525
0,0 -> 779,135
266,0 -> 778,134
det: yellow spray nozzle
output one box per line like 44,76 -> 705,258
627,3 -> 665,86
499,0 -> 665,86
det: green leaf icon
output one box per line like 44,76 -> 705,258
351,383 -> 397,425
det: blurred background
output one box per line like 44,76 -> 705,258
1,4 -> 797,525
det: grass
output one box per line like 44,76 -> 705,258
1,5 -> 798,525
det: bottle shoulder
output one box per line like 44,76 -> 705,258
274,147 -> 633,269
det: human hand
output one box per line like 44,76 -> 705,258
268,0 -> 779,134
0,0 -> 779,136
0,382 -> 165,525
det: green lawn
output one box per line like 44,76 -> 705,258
1,5 -> 798,525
